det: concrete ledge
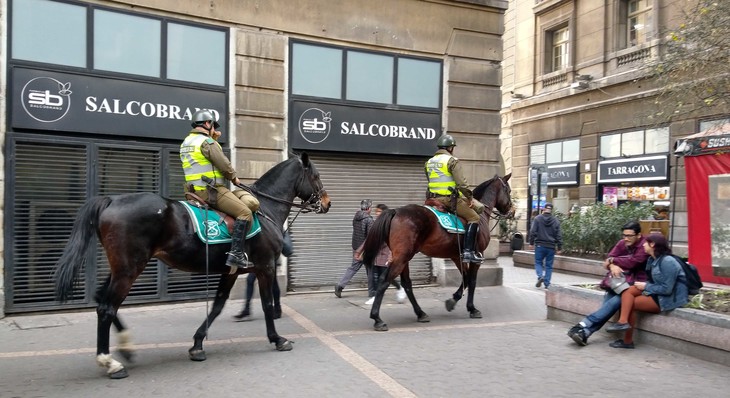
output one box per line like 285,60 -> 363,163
547,284 -> 730,366
435,258 -> 503,287
513,250 -> 605,277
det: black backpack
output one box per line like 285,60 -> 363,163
670,255 -> 703,295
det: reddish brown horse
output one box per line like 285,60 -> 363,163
361,173 -> 512,331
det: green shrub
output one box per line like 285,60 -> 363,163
556,202 -> 654,257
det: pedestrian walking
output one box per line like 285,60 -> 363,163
528,203 -> 562,289
334,199 -> 374,297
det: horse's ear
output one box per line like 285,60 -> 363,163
300,152 -> 310,167
503,172 -> 512,182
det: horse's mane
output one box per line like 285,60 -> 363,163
472,175 -> 500,201
251,155 -> 301,191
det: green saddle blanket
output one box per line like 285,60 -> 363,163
423,206 -> 465,233
179,201 -> 261,244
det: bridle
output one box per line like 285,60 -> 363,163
482,176 -> 514,230
236,161 -> 326,221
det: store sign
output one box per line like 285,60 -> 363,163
547,163 -> 579,186
11,66 -> 228,143
676,134 -> 730,156
289,100 -> 440,156
597,155 -> 668,183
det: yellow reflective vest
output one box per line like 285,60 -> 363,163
180,133 -> 225,191
426,153 -> 457,196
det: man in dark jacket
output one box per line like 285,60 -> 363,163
528,203 -> 562,289
334,199 -> 374,298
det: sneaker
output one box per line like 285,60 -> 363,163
606,322 -> 631,333
567,324 -> 581,336
609,339 -> 635,349
570,329 -> 588,346
233,308 -> 251,322
365,297 -> 375,305
396,288 -> 407,303
535,277 -> 544,288
334,285 -> 343,298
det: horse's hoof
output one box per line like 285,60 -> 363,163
445,298 -> 456,312
417,314 -> 430,323
109,368 -> 129,379
188,349 -> 207,361
275,340 -> 293,351
374,322 -> 389,332
117,349 -> 135,362
470,310 -> 483,319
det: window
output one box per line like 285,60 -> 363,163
550,27 -> 570,72
600,127 -> 668,158
700,118 -> 730,133
94,10 -> 161,77
10,0 -> 227,87
12,0 -> 86,67
619,0 -> 653,48
530,139 -> 580,165
346,51 -> 393,103
291,44 -> 342,98
291,41 -> 442,109
167,23 -> 226,86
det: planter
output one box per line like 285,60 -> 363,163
547,284 -> 730,366
498,241 -> 512,256
513,250 -> 605,277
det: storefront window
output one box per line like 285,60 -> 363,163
347,52 -> 393,103
601,127 -> 668,158
622,130 -> 644,156
292,43 -> 343,99
291,41 -> 442,109
94,10 -> 161,77
167,23 -> 226,86
10,0 -> 226,87
397,58 -> 441,108
530,139 -> 579,164
12,0 -> 86,67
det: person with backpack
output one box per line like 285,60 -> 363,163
567,221 -> 649,346
605,234 -> 689,349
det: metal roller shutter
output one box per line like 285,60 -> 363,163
287,153 -> 434,290
5,134 -> 221,313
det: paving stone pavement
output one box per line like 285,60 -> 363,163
1,256 -> 728,397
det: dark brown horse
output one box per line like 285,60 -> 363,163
54,153 -> 331,378
361,174 -> 512,331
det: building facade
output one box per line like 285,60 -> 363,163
501,0 -> 728,253
0,0 -> 508,315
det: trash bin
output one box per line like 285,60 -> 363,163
510,232 -> 524,251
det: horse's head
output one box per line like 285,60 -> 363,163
295,153 -> 331,214
473,173 -> 513,217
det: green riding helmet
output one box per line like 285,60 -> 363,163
191,109 -> 221,129
437,134 -> 456,148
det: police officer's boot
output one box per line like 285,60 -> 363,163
226,219 -> 254,269
461,223 -> 483,264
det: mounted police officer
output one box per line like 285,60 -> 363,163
425,134 -> 483,264
180,109 -> 260,271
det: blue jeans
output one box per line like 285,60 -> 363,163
580,290 -> 621,336
534,245 -> 555,286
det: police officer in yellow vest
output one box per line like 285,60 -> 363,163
180,109 -> 260,270
425,134 -> 483,264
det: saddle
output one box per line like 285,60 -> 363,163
422,198 -> 465,234
185,192 -> 235,234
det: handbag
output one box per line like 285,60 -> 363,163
600,272 -> 630,294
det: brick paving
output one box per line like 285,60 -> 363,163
1,256 -> 728,397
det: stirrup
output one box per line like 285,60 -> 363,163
461,250 -> 483,264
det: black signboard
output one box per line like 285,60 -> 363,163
289,100 -> 440,156
547,163 -> 579,186
11,66 -> 228,143
597,155 -> 668,183
678,134 -> 730,156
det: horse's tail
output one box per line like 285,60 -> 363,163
54,196 -> 113,302
362,209 -> 396,267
